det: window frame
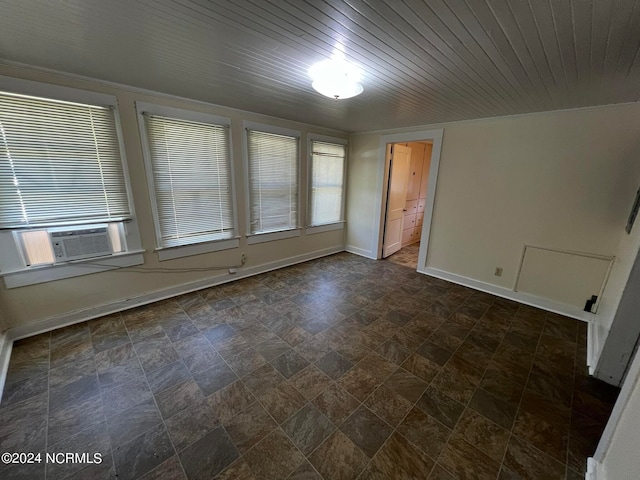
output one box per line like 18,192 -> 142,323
307,133 -> 348,234
136,102 -> 240,261
0,76 -> 143,288
243,121 -> 301,244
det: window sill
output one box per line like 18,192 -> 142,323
306,222 -> 345,235
246,229 -> 301,245
1,250 -> 145,289
156,237 -> 240,261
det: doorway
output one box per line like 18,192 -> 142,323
375,129 -> 443,272
382,141 -> 433,268
382,143 -> 412,258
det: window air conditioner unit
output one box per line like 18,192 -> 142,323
50,226 -> 113,262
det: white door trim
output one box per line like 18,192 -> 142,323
374,129 -> 444,267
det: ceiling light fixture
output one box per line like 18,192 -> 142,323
308,52 -> 363,100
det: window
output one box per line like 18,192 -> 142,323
0,91 -> 131,230
0,78 -> 143,288
246,124 -> 299,237
309,138 -> 346,227
138,104 -> 236,256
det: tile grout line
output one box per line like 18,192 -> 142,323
385,285 -> 481,476
189,290 -> 310,479
495,308 -> 555,479
565,321 -> 581,477
222,284 -> 355,479
337,289 -> 494,479
169,294 -> 243,479
238,297 -> 399,478
121,307 -> 189,480
428,295 -> 500,479
145,296 -> 238,476
44,332 -> 52,480
87,316 -> 119,480
491,306 -> 537,480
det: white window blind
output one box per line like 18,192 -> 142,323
144,113 -> 234,248
247,129 -> 298,234
310,140 -> 346,226
0,91 -> 131,228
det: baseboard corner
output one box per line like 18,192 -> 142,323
586,457 -> 601,480
345,245 -> 377,259
422,266 -> 592,322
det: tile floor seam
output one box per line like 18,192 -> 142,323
120,316 -> 186,480
433,305 -> 518,478
156,367 -> 231,460
238,376 -> 307,440
349,348 -> 455,479
219,421 -> 262,478
88,321 -> 118,480
564,324 -> 581,478
489,308 -> 531,479
290,429 -> 330,479
425,308 -> 496,478
494,308 -> 549,479
43,334 -> 52,480
286,461 -> 324,480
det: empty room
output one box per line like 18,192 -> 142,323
1,1 -> 640,479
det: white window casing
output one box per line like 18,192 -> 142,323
244,121 -> 300,241
308,134 -> 347,229
137,102 -> 238,259
0,76 -> 143,287
0,92 -> 131,228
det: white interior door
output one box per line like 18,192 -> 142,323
382,144 -> 411,258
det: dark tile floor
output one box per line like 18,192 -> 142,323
0,250 -> 619,479
386,243 -> 421,268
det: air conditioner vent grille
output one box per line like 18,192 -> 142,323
51,227 -> 112,261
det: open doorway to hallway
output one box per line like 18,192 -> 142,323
382,140 -> 433,269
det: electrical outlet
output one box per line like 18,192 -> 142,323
241,253 -> 246,265
494,267 -> 503,277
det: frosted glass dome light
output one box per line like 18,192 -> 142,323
308,54 -> 363,100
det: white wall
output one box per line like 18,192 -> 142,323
599,379 -> 640,479
593,345 -> 640,480
591,217 -> 640,374
345,134 -> 381,258
0,64 -> 347,333
347,104 -> 640,313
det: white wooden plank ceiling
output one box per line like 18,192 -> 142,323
1,0 -> 639,132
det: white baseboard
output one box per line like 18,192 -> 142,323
587,321 -> 607,375
7,245 -> 344,342
586,457 -> 600,480
0,331 -> 13,400
345,245 -> 377,260
421,266 -> 594,323
591,321 -> 640,472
